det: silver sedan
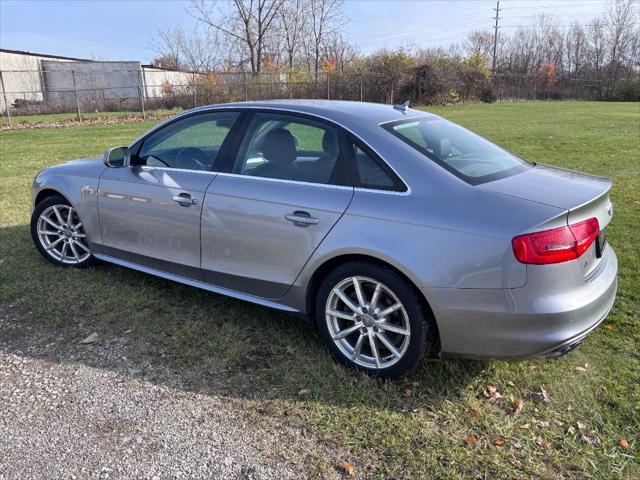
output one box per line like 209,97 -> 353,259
31,100 -> 618,378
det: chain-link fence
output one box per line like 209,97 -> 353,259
0,65 -> 616,126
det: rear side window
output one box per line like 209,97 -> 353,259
346,138 -> 405,191
383,117 -> 530,185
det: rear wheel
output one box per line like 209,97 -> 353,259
315,261 -> 437,378
31,194 -> 94,268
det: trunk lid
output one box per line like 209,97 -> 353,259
479,164 -> 614,278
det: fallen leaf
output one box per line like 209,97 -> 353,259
519,423 -> 531,430
513,398 -> 524,415
338,462 -> 355,477
297,388 -> 310,396
581,433 -> 600,445
577,421 -> 587,430
605,324 -> 614,331
493,438 -> 505,446
575,366 -> 587,373
566,425 -> 576,435
509,459 -> 523,468
536,437 -> 550,450
467,408 -> 481,419
618,439 -> 629,449
80,332 -> 98,344
534,420 -> 550,428
465,435 -> 478,445
507,381 -> 515,387
484,385 -> 503,403
533,387 -> 550,403
404,388 -> 413,397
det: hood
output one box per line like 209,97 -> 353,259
477,164 -> 612,210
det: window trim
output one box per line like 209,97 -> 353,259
381,118 -> 532,186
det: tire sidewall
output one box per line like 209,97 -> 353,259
315,261 -> 432,379
31,194 -> 94,268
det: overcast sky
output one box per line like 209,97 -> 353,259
0,0 -> 610,62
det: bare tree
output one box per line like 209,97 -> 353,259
464,30 -> 493,62
151,25 -> 185,70
604,0 -> 637,96
278,0 -> 309,69
323,32 -> 357,71
306,0 -> 344,79
191,0 -> 286,74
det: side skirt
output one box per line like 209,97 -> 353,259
93,253 -> 301,314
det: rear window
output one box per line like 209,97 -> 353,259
382,117 -> 531,184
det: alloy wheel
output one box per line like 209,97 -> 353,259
36,204 -> 91,265
325,276 -> 411,369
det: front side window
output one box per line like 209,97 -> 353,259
135,111 -> 239,171
232,113 -> 347,185
383,117 -> 531,184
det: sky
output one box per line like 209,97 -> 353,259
0,0 -> 611,63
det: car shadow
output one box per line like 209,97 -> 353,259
1,223 -> 487,411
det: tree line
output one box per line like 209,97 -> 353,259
152,0 -> 639,102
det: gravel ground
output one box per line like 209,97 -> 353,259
0,306 -> 345,480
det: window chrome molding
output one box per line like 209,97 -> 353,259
128,104 -> 412,194
137,165 -> 218,175
214,171 -> 354,191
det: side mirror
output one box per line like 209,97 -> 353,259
103,146 -> 129,168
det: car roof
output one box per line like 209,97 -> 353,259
198,100 -> 438,131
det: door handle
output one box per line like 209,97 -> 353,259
172,193 -> 198,206
285,211 -> 319,226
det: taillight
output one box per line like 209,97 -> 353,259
512,218 -> 599,265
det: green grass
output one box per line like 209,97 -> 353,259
1,101 -> 639,478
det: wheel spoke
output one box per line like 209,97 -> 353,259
370,283 -> 382,310
332,323 -> 363,341
60,241 -> 68,260
327,309 -> 356,321
67,206 -> 73,225
42,216 -> 61,230
352,277 -> 366,308
377,321 -> 409,336
368,330 -> 381,368
72,222 -> 83,231
45,237 -> 64,251
377,303 -> 402,318
352,334 -> 365,360
74,233 -> 87,238
38,230 -> 60,236
69,241 -> 80,261
73,239 -> 90,253
376,331 -> 401,358
52,206 -> 65,225
333,288 -> 361,314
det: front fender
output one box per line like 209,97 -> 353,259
32,170 -> 102,247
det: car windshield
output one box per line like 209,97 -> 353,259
383,117 -> 531,184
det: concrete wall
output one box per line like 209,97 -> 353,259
42,61 -> 142,110
141,66 -> 196,98
0,50 -> 201,113
0,50 -> 72,111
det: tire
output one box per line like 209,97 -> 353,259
31,194 -> 95,268
315,261 -> 438,379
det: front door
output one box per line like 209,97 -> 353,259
202,112 -> 353,298
97,111 -> 240,279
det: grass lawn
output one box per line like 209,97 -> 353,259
1,101 -> 639,478
0,108 -> 180,127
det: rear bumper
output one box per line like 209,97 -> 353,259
426,244 -> 618,359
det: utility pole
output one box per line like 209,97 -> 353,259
492,0 -> 501,74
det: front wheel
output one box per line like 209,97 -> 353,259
315,261 -> 438,378
31,194 -> 94,268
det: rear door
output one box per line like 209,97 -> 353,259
97,111 -> 240,278
202,111 -> 354,298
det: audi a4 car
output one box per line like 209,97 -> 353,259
31,100 -> 618,378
